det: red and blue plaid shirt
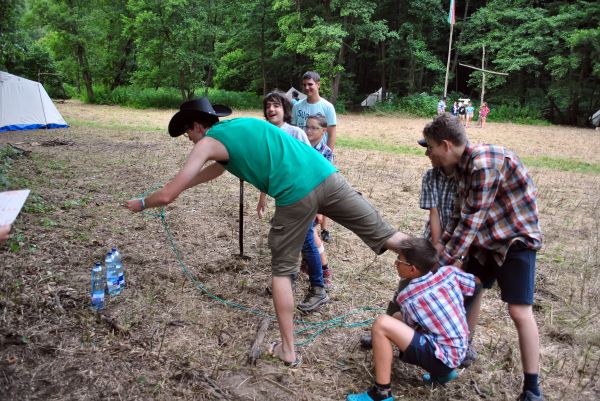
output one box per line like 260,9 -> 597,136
440,143 -> 542,267
396,265 -> 476,368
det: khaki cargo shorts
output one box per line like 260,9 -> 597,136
268,173 -> 396,276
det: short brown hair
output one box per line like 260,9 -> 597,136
423,113 -> 467,146
307,114 -> 327,128
398,237 -> 439,274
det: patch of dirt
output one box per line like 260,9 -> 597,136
0,101 -> 598,400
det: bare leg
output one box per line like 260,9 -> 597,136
321,216 -> 328,232
508,304 -> 540,374
271,275 -> 296,363
372,315 -> 415,384
466,289 -> 485,336
313,226 -> 328,266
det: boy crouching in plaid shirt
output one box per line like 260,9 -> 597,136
347,237 -> 477,401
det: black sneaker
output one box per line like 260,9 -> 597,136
459,345 -> 477,368
297,286 -> 329,312
320,229 -> 332,243
360,335 -> 372,349
517,390 -> 545,401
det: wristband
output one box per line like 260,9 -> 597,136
140,198 -> 145,210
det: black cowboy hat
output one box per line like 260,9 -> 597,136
168,97 -> 232,137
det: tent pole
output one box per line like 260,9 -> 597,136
37,76 -> 49,129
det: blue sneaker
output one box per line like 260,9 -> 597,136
422,369 -> 458,385
346,391 -> 393,401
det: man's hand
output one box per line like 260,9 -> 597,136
0,224 -> 11,244
315,213 -> 324,226
126,198 -> 144,213
256,200 -> 266,218
257,192 -> 268,218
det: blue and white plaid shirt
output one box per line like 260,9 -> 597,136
314,138 -> 334,163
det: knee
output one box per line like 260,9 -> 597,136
372,315 -> 394,335
508,304 -> 533,325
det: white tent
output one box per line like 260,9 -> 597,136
361,87 -> 383,107
286,87 -> 307,102
0,71 -> 68,133
591,109 -> 600,127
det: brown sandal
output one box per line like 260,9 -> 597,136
267,341 -> 302,368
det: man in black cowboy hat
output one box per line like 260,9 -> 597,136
126,97 -> 410,368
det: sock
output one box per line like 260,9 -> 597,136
322,264 -> 329,271
367,382 -> 392,400
523,373 -> 540,396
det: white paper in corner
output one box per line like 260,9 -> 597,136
0,189 -> 31,225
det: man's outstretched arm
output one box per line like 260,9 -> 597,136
127,137 -> 228,212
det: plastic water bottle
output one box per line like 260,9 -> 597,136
105,251 -> 119,296
112,247 -> 125,293
91,262 -> 105,310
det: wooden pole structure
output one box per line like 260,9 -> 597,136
458,46 -> 508,104
443,23 -> 454,98
480,45 -> 486,105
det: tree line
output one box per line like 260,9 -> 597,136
1,0 -> 599,126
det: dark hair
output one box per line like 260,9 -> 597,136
190,113 -> 219,128
398,237 -> 439,274
307,114 -> 327,128
423,113 -> 467,146
302,71 -> 321,82
263,90 -> 292,124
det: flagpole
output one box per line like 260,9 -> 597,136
444,22 -> 454,98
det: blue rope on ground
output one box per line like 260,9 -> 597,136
138,185 -> 383,346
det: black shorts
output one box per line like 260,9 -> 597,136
464,242 -> 537,305
400,332 -> 454,377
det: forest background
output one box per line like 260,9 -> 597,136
1,0 -> 599,126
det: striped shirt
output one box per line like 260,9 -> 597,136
396,265 -> 476,368
419,168 -> 456,240
440,143 -> 542,267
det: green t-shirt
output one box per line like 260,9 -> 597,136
206,118 -> 337,206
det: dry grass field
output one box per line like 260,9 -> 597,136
0,100 -> 599,401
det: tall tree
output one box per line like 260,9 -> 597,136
127,0 -> 229,100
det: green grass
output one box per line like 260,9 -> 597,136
67,118 -> 599,175
336,138 -> 600,174
522,156 -> 600,174
336,137 -> 425,156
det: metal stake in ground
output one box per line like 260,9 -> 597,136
237,179 -> 250,260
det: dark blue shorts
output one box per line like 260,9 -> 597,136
400,332 -> 453,377
464,241 -> 536,305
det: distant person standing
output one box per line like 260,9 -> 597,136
465,102 -> 474,128
292,71 -> 337,243
291,71 -> 337,151
458,102 -> 466,125
291,91 -> 300,106
451,101 -> 459,117
478,102 -> 490,128
437,97 -> 447,115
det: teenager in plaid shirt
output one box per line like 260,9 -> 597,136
347,238 -> 476,401
422,113 -> 544,401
